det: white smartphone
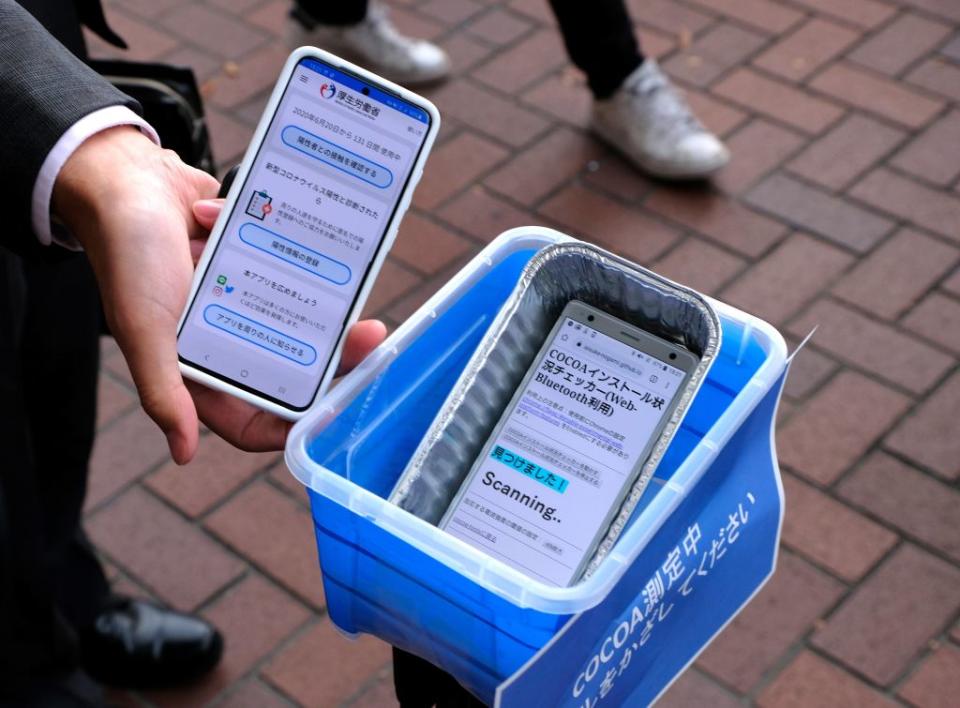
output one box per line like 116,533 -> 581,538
440,301 -> 699,587
178,47 -> 440,419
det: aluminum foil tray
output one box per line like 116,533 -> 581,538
389,240 -> 721,582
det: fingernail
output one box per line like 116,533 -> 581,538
193,199 -> 220,220
167,431 -> 190,465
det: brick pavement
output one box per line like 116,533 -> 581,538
83,0 -> 960,705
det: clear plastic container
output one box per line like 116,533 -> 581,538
285,228 -> 787,702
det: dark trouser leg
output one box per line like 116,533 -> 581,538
548,0 -> 645,99
0,249 -> 107,696
0,250 -> 78,691
21,253 -> 108,631
294,0 -> 368,26
384,4 -> 636,703
392,648 -> 486,708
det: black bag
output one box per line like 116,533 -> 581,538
89,59 -> 216,175
88,58 -> 217,334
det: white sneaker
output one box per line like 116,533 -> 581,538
291,3 -> 451,86
591,60 -> 730,179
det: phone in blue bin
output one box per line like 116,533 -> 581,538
440,301 -> 699,586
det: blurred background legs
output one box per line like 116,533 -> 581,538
290,0 -> 451,85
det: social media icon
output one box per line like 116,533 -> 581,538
225,285 -> 234,294
212,286 -> 223,297
216,275 -> 227,285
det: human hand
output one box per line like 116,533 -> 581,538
54,126 -> 216,463
189,197 -> 385,450
53,127 -> 386,462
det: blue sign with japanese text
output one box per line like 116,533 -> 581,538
496,372 -> 787,708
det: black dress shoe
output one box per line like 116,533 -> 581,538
79,597 -> 223,689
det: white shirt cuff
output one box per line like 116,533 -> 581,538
31,105 -> 161,249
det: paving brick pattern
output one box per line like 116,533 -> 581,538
82,0 -> 960,705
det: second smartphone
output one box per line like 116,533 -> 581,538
440,301 -> 699,587
178,47 -> 439,418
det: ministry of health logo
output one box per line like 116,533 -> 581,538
319,82 -> 336,99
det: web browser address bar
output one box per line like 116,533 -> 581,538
579,341 -> 645,378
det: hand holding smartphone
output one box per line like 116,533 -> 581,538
440,301 -> 698,587
178,48 -> 439,418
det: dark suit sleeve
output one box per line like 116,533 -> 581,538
0,0 -> 140,254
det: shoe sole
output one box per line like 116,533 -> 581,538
289,28 -> 450,87
591,121 -> 729,180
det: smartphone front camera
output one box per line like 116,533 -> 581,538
361,86 -> 371,96
587,315 -> 595,322
669,352 -> 677,360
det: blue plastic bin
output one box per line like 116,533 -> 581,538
285,228 -> 787,705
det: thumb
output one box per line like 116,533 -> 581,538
193,198 -> 225,230
337,319 -> 388,375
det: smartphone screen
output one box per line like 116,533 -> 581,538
178,57 -> 432,411
440,304 -> 696,586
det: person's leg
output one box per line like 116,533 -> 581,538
0,248 -> 101,707
20,253 -> 224,691
20,253 -> 108,632
292,0 -> 367,27
548,0 -> 644,99
550,0 -> 729,178
392,648 -> 439,708
289,0 -> 450,85
392,648 -> 487,708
